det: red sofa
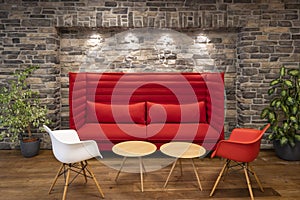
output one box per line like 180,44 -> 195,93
69,72 -> 224,151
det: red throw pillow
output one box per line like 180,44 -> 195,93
86,101 -> 145,124
146,101 -> 206,124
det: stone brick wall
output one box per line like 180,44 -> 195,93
0,0 -> 299,149
58,27 -> 237,135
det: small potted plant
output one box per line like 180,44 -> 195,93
261,65 -> 300,160
0,65 -> 50,157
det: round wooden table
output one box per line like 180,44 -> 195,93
160,142 -> 206,190
112,141 -> 157,192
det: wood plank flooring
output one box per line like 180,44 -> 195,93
0,149 -> 299,200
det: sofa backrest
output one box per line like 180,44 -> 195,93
69,72 -> 224,138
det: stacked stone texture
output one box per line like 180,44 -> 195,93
0,0 -> 299,149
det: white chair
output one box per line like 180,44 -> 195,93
43,125 -> 104,200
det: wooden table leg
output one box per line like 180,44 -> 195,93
115,157 -> 127,182
179,159 -> 183,176
163,158 -> 178,188
141,159 -> 146,173
139,157 -> 144,192
191,158 -> 202,191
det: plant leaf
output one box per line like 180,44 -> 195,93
269,112 -> 276,122
288,138 -> 295,147
275,100 -> 281,108
284,80 -> 293,88
280,89 -> 287,97
292,106 -> 298,115
288,69 -> 299,76
280,137 -> 288,145
268,133 -> 275,140
286,96 -> 294,105
270,79 -> 280,86
280,66 -> 286,76
261,108 -> 270,119
295,135 -> 300,142
281,104 -> 288,114
290,116 -> 297,122
283,122 -> 289,131
270,99 -> 277,107
293,123 -> 299,130
268,88 -> 274,95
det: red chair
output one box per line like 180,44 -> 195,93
209,124 -> 270,200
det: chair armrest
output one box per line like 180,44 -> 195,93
211,140 -> 260,162
55,140 -> 103,163
79,140 -> 103,159
70,140 -> 102,158
211,140 -> 245,157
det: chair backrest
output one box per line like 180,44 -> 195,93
43,125 -> 102,164
260,123 -> 271,138
230,123 -> 270,143
245,123 -> 271,161
44,125 -> 75,163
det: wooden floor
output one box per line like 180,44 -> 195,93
0,149 -> 299,200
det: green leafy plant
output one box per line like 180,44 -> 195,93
0,65 -> 50,143
261,66 -> 300,147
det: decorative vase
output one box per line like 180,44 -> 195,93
273,140 -> 300,161
20,138 -> 40,158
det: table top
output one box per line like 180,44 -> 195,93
160,142 -> 206,159
112,141 -> 157,157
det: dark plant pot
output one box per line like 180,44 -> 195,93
20,138 -> 40,158
273,140 -> 300,161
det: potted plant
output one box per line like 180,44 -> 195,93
261,65 -> 300,161
0,65 -> 50,157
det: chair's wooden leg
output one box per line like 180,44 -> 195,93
115,156 -> 127,182
210,159 -> 229,197
48,163 -> 64,194
222,159 -> 231,181
191,158 -> 202,191
62,166 -> 71,200
81,161 -> 88,183
163,158 -> 178,188
249,164 -> 264,192
85,162 -> 105,198
244,163 -> 254,200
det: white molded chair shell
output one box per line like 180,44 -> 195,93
43,125 -> 102,164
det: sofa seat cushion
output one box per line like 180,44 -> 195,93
77,123 -> 147,142
147,123 -> 221,142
